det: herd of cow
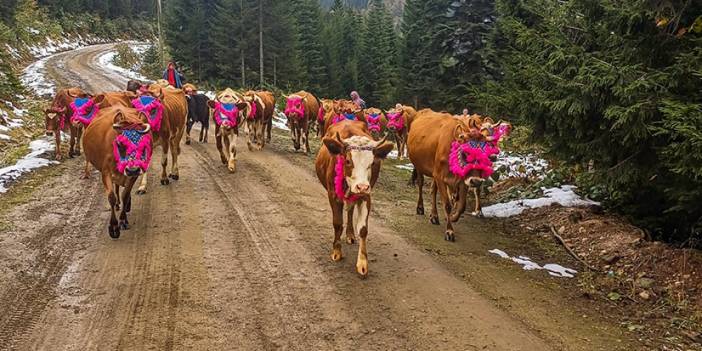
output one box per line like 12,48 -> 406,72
42,78 -> 510,277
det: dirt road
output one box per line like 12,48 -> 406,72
0,45 -> 639,350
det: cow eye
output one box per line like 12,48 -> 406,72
345,159 -> 352,166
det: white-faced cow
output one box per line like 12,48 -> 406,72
315,120 -> 394,277
208,88 -> 245,173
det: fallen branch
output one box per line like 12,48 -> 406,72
549,225 -> 599,272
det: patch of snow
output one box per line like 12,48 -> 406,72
5,44 -> 20,59
0,138 -> 58,193
488,249 -> 577,278
0,134 -> 10,141
395,163 -> 414,171
494,152 -> 549,179
388,150 -> 398,159
273,111 -> 290,131
21,56 -> 54,97
27,28 -> 40,35
96,46 -> 149,81
482,185 -> 599,218
4,101 -> 26,117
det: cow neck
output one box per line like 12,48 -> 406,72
317,106 -> 326,123
334,153 -> 362,204
448,140 -> 500,179
247,99 -> 258,120
132,96 -> 164,132
70,98 -> 100,126
213,101 -> 239,128
366,113 -> 382,133
113,127 -> 153,174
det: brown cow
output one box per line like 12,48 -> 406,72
71,91 -> 135,179
385,104 -> 417,160
44,87 -> 91,159
208,88 -> 246,173
284,91 -> 320,154
315,120 -> 394,277
83,105 -> 153,238
133,84 -> 188,193
243,90 -> 275,151
363,108 -> 387,141
408,109 -> 499,242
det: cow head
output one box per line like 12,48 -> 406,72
449,123 -> 498,186
284,95 -> 306,121
183,83 -> 197,96
132,87 -> 165,132
207,88 -> 246,129
324,133 -> 394,198
44,88 -> 89,134
364,108 -> 384,138
70,94 -> 107,128
386,109 -> 405,132
112,109 -> 153,177
482,119 -> 512,145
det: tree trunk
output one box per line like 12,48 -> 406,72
259,0 -> 264,86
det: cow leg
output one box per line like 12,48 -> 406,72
436,180 -> 455,241
245,120 -> 255,152
472,187 -> 483,217
345,205 -> 355,244
137,171 -> 148,195
199,125 -> 205,143
416,170 -> 425,215
114,184 -> 121,211
353,200 -> 371,277
450,183 -> 468,222
74,127 -> 82,156
54,128 -> 62,160
430,180 -> 440,225
329,195 -> 344,262
303,123 -> 310,155
216,127 -> 227,164
103,172 -> 120,239
68,126 -> 77,158
266,116 -> 272,142
291,125 -> 301,151
185,120 -> 193,145
119,177 -> 137,230
227,133 -> 237,173
160,141 -> 170,185
169,136 -> 180,181
202,126 -> 208,143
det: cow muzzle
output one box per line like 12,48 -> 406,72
465,176 -> 485,187
352,183 -> 371,196
125,167 -> 143,177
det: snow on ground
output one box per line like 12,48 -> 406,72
482,185 -> 599,218
488,249 -> 577,278
0,102 -> 26,142
0,138 -> 58,193
395,163 -> 414,171
21,56 -> 55,97
494,152 -> 549,179
273,111 -> 290,131
96,49 -> 149,82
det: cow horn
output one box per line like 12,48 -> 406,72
375,135 -> 388,147
112,123 -> 122,129
138,123 -> 151,134
335,132 -> 345,146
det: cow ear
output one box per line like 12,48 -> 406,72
374,142 -> 394,159
453,124 -> 468,142
484,117 -> 494,125
323,135 -> 344,155
137,111 -> 150,124
207,100 -> 216,109
93,94 -> 107,107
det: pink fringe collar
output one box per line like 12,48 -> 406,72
284,97 -> 305,120
448,140 -> 500,179
70,98 -> 100,126
386,112 -> 404,132
213,102 -> 239,127
334,155 -> 362,203
366,113 -> 382,133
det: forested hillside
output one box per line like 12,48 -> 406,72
163,0 -> 701,245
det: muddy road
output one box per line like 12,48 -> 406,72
0,45 -> 641,350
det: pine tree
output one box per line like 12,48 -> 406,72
290,0 -> 326,93
357,0 -> 398,107
164,0 -> 214,84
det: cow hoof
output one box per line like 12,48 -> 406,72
330,250 -> 343,262
417,207 -> 425,215
169,174 -> 179,181
120,220 -> 129,230
161,179 -> 170,185
220,157 -> 227,165
136,189 -> 147,195
356,263 -> 368,278
247,143 -> 254,152
444,231 -> 455,242
430,216 -> 440,225
346,236 -> 355,245
109,226 -> 121,239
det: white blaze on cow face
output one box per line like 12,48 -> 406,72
344,136 -> 377,195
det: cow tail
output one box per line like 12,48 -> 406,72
410,167 -> 418,187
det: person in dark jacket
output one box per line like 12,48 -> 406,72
162,61 -> 185,88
